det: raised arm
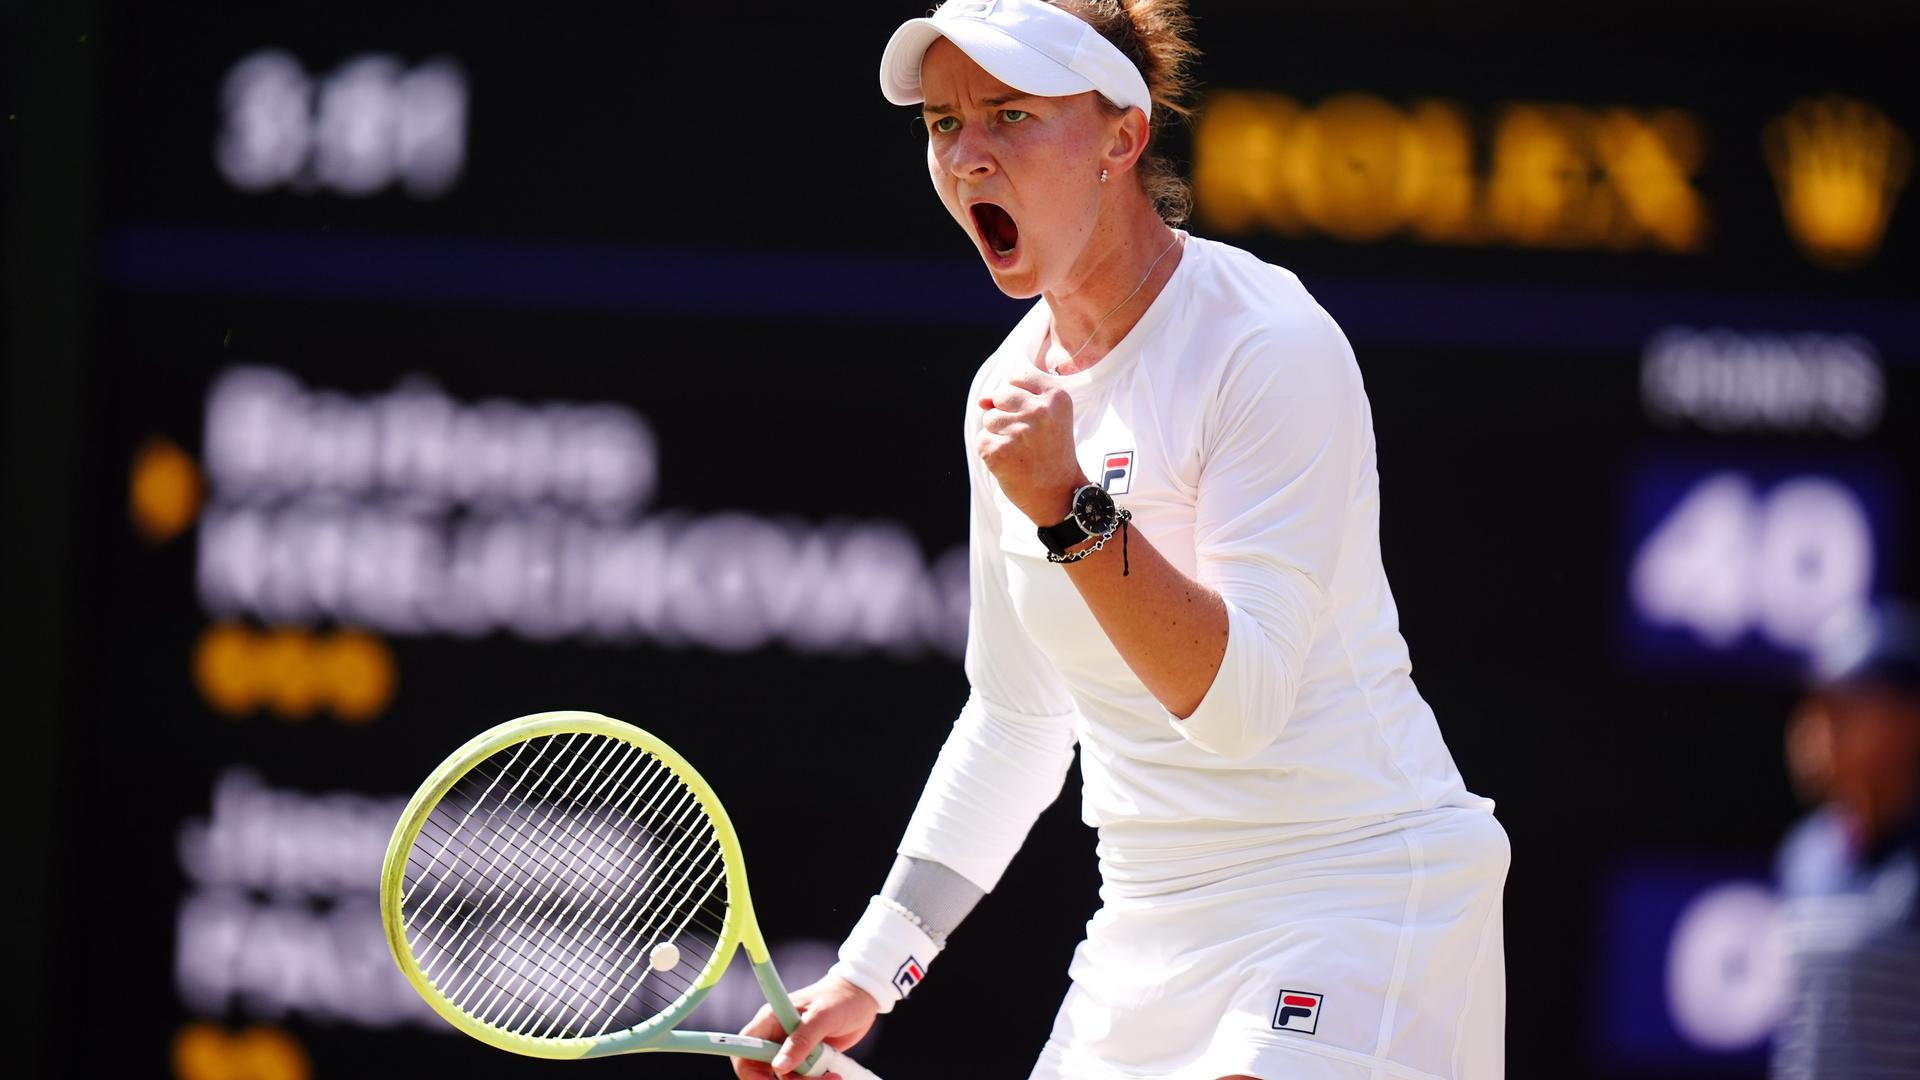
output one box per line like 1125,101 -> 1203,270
979,314 -> 1363,759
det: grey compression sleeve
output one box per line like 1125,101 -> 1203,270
881,854 -> 986,945
830,857 -> 988,1009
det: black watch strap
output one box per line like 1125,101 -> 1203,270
1036,516 -> 1092,557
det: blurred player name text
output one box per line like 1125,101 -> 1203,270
196,367 -> 967,657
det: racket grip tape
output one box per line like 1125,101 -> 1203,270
801,1045 -> 883,1080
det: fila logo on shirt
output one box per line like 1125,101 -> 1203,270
1101,449 -> 1134,495
1272,989 -> 1324,1035
893,956 -> 925,997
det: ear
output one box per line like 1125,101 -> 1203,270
1102,105 -> 1152,178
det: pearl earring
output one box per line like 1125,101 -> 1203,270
1099,168 -> 1110,183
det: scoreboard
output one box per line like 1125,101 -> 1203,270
8,1 -> 1917,1078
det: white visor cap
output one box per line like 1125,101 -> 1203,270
880,0 -> 1152,122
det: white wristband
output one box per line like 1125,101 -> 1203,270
827,896 -> 941,1014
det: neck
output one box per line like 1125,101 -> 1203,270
1040,199 -> 1181,375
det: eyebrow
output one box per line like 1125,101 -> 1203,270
922,93 -> 1032,114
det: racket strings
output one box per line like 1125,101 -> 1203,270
408,734 -> 644,1030
399,732 -> 731,1039
433,736 -> 686,1026
426,739 -> 658,1029
579,832 -> 730,1039
410,737 -> 726,1036
502,768 -> 725,1037
423,739 -> 725,1034
407,749 -> 728,1030
451,749 -> 730,1021
411,735 -> 654,1022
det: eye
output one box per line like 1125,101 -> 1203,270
1001,109 -> 1030,124
930,115 -> 959,134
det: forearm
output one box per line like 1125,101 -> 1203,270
831,690 -> 1076,1011
880,854 -> 985,943
895,691 -> 1079,890
828,856 -> 986,1013
1061,522 -> 1228,719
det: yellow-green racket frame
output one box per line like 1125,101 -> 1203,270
380,711 -> 822,1069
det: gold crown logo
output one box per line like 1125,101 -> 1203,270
1765,95 -> 1912,270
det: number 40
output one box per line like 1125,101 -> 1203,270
1630,472 -> 1874,651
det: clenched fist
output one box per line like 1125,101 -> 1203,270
976,367 -> 1088,526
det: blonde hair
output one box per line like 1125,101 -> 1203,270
1048,0 -> 1201,225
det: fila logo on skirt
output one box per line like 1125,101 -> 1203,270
1272,989 -> 1324,1035
1101,449 -> 1133,495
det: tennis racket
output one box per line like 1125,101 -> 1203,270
380,710 -> 881,1078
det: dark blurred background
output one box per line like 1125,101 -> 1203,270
5,1 -> 1916,1076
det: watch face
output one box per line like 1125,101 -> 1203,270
1071,484 -> 1119,534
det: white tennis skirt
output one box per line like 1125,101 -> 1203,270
1031,806 -> 1508,1080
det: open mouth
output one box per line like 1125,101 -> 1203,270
970,202 -> 1020,261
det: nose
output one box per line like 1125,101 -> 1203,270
947,123 -> 996,181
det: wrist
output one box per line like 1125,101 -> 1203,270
830,895 -> 942,1014
1021,473 -> 1091,527
823,973 -> 882,1013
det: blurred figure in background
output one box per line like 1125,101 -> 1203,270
1773,599 -> 1920,1078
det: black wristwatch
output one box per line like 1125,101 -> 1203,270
1037,483 -> 1122,558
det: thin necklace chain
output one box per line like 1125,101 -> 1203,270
1051,232 -> 1182,374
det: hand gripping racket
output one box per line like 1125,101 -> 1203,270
380,710 -> 881,1078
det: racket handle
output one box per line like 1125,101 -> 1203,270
801,1045 -> 882,1080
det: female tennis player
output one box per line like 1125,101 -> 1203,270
735,2 -> 1509,1077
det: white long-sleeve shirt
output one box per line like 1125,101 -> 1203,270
898,235 -> 1486,893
